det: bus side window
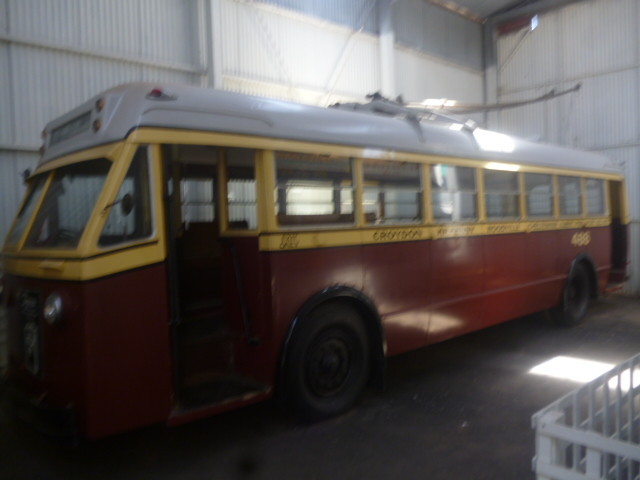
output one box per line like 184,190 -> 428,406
430,164 -> 477,222
226,148 -> 257,230
363,160 -> 422,225
275,151 -> 354,226
99,147 -> 153,247
586,178 -> 606,216
484,169 -> 520,220
525,173 -> 553,218
558,175 -> 582,217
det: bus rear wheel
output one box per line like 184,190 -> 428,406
552,263 -> 591,326
284,302 -> 369,421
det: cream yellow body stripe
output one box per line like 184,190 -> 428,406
1,242 -> 165,281
258,217 -> 612,252
2,218 -> 611,280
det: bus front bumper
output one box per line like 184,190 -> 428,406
0,377 -> 78,441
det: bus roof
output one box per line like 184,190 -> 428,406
40,82 -> 619,175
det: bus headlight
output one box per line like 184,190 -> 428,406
43,293 -> 64,325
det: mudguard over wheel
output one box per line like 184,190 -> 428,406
283,302 -> 370,420
551,263 -> 591,326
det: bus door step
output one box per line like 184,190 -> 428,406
182,298 -> 225,323
178,300 -> 229,348
178,330 -> 236,385
178,314 -> 228,340
178,375 -> 268,410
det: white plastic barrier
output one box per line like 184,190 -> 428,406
532,353 -> 640,480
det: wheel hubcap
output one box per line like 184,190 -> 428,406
307,337 -> 351,397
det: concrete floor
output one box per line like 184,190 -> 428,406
1,295 -> 640,480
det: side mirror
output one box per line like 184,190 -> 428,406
120,193 -> 134,216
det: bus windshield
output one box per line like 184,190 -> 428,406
23,158 -> 112,249
5,175 -> 47,246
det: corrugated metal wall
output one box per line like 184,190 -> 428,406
394,0 -> 482,70
0,0 -> 483,244
258,0 -> 483,70
218,0 -> 381,105
493,0 -> 640,293
217,0 -> 482,106
396,46 -> 482,104
0,0 -> 204,244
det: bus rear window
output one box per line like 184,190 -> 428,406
25,158 -> 112,248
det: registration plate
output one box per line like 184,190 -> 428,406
18,291 -> 41,376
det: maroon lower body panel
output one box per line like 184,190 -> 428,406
4,263 -> 173,439
270,227 -> 613,357
81,263 -> 173,439
2,226 -> 616,438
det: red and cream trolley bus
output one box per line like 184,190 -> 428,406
0,83 -> 628,439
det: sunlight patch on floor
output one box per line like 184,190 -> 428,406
529,356 -> 615,384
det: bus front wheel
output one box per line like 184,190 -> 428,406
284,302 -> 370,420
552,263 -> 591,326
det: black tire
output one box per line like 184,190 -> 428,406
284,302 -> 369,421
552,263 -> 591,326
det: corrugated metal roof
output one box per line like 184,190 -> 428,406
427,0 -> 530,20
257,0 -> 379,33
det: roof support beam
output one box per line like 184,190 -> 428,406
378,0 -> 396,98
204,0 -> 225,89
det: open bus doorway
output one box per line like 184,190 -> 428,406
163,145 -> 264,410
608,179 -> 628,285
